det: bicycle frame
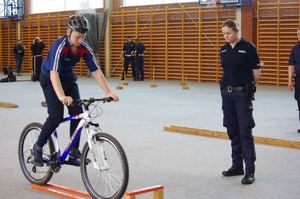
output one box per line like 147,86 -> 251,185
50,109 -> 99,165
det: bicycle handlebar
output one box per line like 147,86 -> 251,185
73,97 -> 113,106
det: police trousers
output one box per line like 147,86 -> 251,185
123,56 -> 136,79
221,88 -> 256,174
135,56 -> 144,80
294,75 -> 300,121
36,74 -> 83,150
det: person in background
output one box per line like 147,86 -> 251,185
121,36 -> 136,80
288,28 -> 300,134
13,40 -> 25,76
31,37 -> 45,80
134,37 -> 145,81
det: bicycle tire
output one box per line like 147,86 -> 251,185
18,122 -> 55,185
81,132 -> 129,199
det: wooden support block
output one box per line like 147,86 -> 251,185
122,81 -> 129,86
182,84 -> 189,90
150,81 -> 157,88
154,189 -> 164,199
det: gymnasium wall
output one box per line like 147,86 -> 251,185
109,5 -> 236,81
257,0 -> 300,85
0,0 -> 299,85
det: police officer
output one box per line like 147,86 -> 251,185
219,19 -> 261,185
288,28 -> 300,133
122,36 -> 136,80
31,37 -> 45,80
134,37 -> 145,81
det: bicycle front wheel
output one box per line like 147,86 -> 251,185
81,133 -> 129,199
18,122 -> 55,185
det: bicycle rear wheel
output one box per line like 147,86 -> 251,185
81,133 -> 129,199
18,122 -> 55,185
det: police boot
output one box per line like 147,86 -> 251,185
68,148 -> 81,167
31,144 -> 44,167
241,173 -> 255,185
222,166 -> 244,177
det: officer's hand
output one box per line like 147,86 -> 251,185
60,96 -> 73,106
106,93 -> 119,102
288,81 -> 294,91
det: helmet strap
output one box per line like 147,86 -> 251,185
68,29 -> 75,47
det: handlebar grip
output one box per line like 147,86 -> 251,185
105,97 -> 113,102
72,99 -> 82,106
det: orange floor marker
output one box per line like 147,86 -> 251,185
125,185 -> 164,199
30,183 -> 92,199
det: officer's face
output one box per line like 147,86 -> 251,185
297,29 -> 300,41
222,26 -> 239,44
67,29 -> 85,46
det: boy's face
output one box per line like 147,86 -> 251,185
67,29 -> 85,46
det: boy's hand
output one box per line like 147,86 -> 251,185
106,93 -> 119,102
60,96 -> 73,106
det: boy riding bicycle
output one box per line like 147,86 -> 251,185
32,15 -> 119,167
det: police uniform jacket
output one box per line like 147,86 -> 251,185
289,42 -> 300,74
220,38 -> 260,87
123,42 -> 135,55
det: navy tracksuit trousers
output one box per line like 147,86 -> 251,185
36,74 -> 83,150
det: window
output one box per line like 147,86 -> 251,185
0,0 -> 4,17
31,0 -> 103,14
123,0 -> 198,7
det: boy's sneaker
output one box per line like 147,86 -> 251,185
68,149 -> 81,167
31,144 -> 44,167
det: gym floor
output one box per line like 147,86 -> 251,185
0,74 -> 299,199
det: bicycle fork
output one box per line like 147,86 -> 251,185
86,128 -> 109,171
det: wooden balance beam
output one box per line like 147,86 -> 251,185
0,102 -> 18,108
164,125 -> 300,150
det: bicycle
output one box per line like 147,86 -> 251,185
18,97 -> 129,199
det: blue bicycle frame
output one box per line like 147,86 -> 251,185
50,114 -> 85,165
